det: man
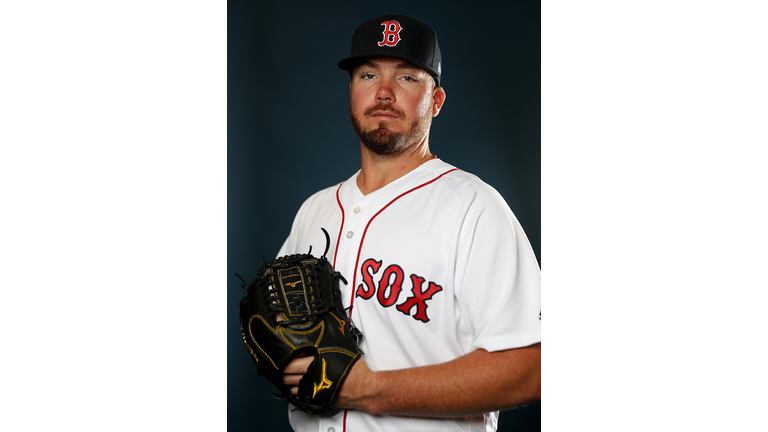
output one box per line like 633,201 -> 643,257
276,14 -> 541,432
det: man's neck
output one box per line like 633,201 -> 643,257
356,139 -> 433,196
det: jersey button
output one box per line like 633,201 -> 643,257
353,206 -> 361,214
345,231 -> 354,239
328,428 -> 335,432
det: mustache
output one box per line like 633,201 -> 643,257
364,102 -> 404,118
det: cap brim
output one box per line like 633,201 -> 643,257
337,53 -> 440,83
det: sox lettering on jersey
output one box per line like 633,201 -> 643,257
378,20 -> 402,47
356,258 -> 443,323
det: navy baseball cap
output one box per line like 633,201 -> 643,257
337,14 -> 442,87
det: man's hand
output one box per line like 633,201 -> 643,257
282,356 -> 373,402
282,355 -> 315,397
281,343 -> 541,418
283,354 -> 373,411
245,250 -> 365,416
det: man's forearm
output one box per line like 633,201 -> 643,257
335,343 -> 541,418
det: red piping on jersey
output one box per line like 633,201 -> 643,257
333,183 -> 345,268
347,168 -> 459,309
339,168 -> 457,432
337,184 -> 348,432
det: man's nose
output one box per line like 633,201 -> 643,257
375,78 -> 395,102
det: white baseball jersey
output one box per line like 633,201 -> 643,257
277,158 -> 541,432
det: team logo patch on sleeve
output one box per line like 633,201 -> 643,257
378,20 -> 402,47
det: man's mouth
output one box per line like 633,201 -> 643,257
364,103 -> 403,119
371,110 -> 398,119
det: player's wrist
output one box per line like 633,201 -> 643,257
335,357 -> 384,413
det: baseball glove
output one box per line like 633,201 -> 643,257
237,228 -> 363,416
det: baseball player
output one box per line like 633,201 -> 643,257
276,14 -> 541,432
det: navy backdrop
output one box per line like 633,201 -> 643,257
228,1 -> 541,430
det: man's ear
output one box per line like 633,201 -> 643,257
432,86 -> 446,117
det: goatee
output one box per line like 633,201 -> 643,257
350,102 -> 431,156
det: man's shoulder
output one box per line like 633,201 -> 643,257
426,159 -> 505,201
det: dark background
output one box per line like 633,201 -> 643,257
228,1 -> 541,430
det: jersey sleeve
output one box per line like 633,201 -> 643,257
276,184 -> 341,258
455,181 -> 541,353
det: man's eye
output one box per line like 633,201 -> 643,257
361,73 -> 375,79
401,76 -> 417,82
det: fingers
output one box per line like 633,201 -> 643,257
283,356 -> 315,396
283,355 -> 315,374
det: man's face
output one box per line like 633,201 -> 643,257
349,57 -> 445,156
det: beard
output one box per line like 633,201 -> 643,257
350,101 -> 432,156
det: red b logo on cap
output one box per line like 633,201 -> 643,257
378,20 -> 402,47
